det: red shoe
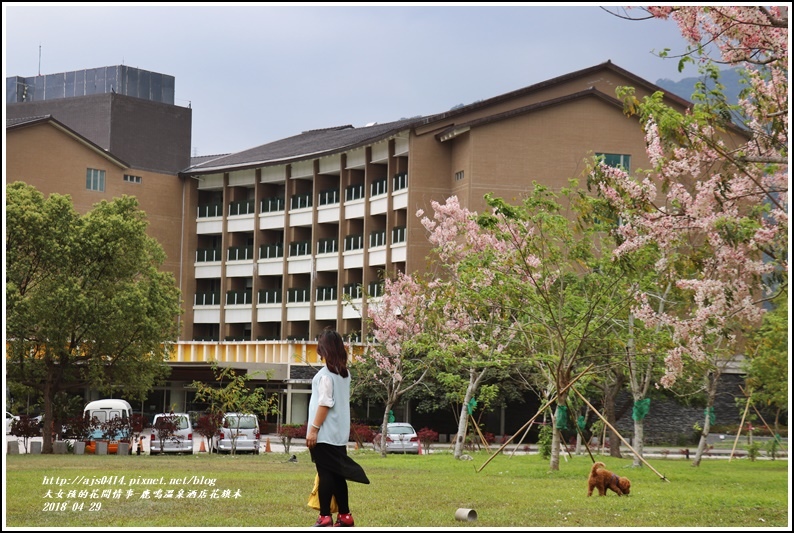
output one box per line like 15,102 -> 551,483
334,513 -> 355,527
313,515 -> 333,527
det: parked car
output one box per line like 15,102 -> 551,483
212,413 -> 260,454
150,412 -> 194,454
373,422 -> 420,454
6,411 -> 20,434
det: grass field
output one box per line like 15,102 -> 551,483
4,449 -> 790,528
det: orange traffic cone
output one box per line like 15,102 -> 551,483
265,437 -> 271,453
355,441 -> 359,450
418,444 -> 423,455
199,440 -> 206,453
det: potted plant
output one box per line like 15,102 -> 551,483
100,416 -> 132,455
63,415 -> 95,454
10,415 -> 41,454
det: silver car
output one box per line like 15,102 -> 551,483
150,413 -> 194,454
373,422 -> 420,454
213,413 -> 260,454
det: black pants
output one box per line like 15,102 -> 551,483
310,442 -> 369,516
316,462 -> 350,515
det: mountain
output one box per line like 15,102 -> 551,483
655,67 -> 745,105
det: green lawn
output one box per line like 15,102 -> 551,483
4,450 -> 790,528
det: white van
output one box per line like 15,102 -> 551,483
212,413 -> 260,454
83,399 -> 132,440
150,412 -> 194,454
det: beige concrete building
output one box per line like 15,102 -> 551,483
6,60 -> 695,431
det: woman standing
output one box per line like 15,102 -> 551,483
307,328 -> 369,527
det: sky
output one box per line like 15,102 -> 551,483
3,3 -> 702,157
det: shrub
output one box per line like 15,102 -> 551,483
63,415 -> 96,441
417,427 -> 439,454
537,425 -> 553,459
195,412 -> 223,453
277,423 -> 306,455
746,442 -> 762,462
350,422 -> 376,449
765,437 -> 781,460
10,415 -> 41,453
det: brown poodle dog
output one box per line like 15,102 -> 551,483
587,461 -> 631,496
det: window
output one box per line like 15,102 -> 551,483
596,153 -> 631,172
123,174 -> 142,184
86,168 -> 105,191
454,170 -> 465,181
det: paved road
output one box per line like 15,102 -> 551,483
5,432 -> 788,459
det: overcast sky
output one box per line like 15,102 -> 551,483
3,3 -> 701,157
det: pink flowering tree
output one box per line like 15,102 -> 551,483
595,6 -> 788,466
363,271 -> 436,457
417,189 -> 638,468
416,195 -> 528,459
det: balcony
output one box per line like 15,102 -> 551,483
228,200 -> 256,232
226,289 -> 253,306
370,178 -> 388,215
260,197 -> 286,230
227,246 -> 254,261
197,203 -> 223,234
197,203 -> 223,218
196,248 -> 221,263
286,287 -> 310,321
194,292 -> 221,306
343,234 -> 364,269
258,289 -> 282,305
344,185 -> 365,220
229,199 -> 255,216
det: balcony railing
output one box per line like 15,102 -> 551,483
197,203 -> 222,218
316,286 -> 337,302
259,243 -> 284,259
226,289 -> 252,306
258,289 -> 282,304
289,241 -> 311,257
287,287 -> 310,303
261,196 -> 285,213
290,193 -> 312,210
344,234 -> 363,251
318,188 -> 340,206
342,283 -> 362,299
392,226 -> 406,244
196,248 -> 221,262
317,238 -> 338,254
371,178 -> 388,197
345,184 -> 364,202
194,292 -> 220,306
369,230 -> 387,248
227,246 -> 254,261
368,281 -> 384,298
393,172 -> 408,191
229,199 -> 255,216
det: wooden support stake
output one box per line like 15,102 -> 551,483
572,387 -> 670,482
477,364 -> 593,473
729,395 -> 752,462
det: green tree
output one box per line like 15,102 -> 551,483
5,182 -> 182,453
191,362 -> 279,455
743,290 -> 788,433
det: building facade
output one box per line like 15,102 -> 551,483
8,61 -> 747,437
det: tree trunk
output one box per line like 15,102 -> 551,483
632,418 -> 645,467
603,371 -> 625,458
452,368 -> 485,459
692,371 -> 719,467
379,399 -> 395,458
42,380 -> 54,454
548,392 -> 567,471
